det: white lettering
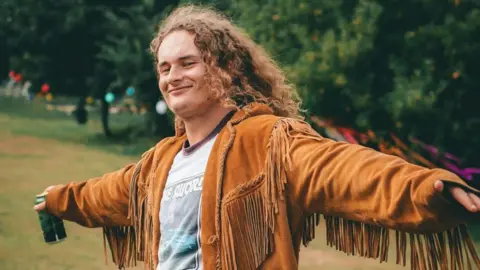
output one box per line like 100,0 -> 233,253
165,175 -> 204,200
163,187 -> 172,201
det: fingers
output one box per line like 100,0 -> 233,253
435,181 -> 480,213
449,186 -> 478,212
34,201 -> 46,212
33,185 -> 58,212
468,192 -> 480,210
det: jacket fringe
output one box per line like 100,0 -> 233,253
307,215 -> 480,270
102,226 -> 137,269
265,118 -> 480,270
221,174 -> 273,270
102,148 -> 155,269
219,118 -> 319,269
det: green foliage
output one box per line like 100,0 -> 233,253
1,0 -> 95,95
1,0 -> 177,137
91,2 -> 177,137
2,0 -> 479,165
220,0 -> 479,165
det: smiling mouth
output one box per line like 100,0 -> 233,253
168,86 -> 192,94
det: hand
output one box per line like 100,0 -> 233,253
434,180 -> 480,213
33,185 -> 58,212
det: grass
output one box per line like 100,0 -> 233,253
0,126 -> 140,270
0,97 -> 159,156
1,96 -> 479,269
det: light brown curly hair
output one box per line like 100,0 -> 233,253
150,4 -> 303,122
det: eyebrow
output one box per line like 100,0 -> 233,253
158,55 -> 199,68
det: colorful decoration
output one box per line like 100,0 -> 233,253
140,105 -> 147,114
14,73 -> 22,83
409,137 -> 480,181
452,71 -> 460,79
155,100 -> 168,115
45,93 -> 53,102
86,96 -> 94,104
41,83 -> 50,93
310,115 -> 480,183
126,86 -> 135,96
7,70 -> 22,82
104,92 -> 115,103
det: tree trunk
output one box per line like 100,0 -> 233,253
101,98 -> 112,137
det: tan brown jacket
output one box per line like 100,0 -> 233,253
46,103 -> 480,270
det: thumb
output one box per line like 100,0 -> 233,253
434,180 -> 444,192
34,201 -> 46,212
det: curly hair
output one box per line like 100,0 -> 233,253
150,4 -> 303,123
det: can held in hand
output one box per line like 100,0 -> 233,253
35,192 -> 67,244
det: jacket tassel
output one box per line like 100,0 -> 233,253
270,118 -> 480,270
301,215 -> 480,270
102,150 -> 155,269
218,118 -> 316,269
221,174 -> 274,270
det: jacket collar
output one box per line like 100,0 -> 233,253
173,102 -> 274,138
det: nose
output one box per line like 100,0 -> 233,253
167,66 -> 183,87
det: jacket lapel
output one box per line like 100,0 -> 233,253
151,137 -> 185,267
199,121 -> 233,269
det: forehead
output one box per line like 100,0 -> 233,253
157,30 -> 200,63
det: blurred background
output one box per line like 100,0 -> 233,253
0,0 -> 479,269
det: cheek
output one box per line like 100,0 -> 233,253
158,78 -> 167,93
190,66 -> 207,84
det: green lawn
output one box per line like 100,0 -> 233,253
0,97 -> 478,269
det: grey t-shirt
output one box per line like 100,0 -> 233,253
157,135 -> 217,270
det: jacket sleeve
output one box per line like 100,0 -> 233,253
281,120 -> 479,233
44,162 -> 140,228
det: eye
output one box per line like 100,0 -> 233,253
183,61 -> 196,67
160,68 -> 170,74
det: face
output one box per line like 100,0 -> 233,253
157,30 -> 215,119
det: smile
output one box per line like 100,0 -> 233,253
168,86 -> 192,94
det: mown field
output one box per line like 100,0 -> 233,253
0,97 -> 478,269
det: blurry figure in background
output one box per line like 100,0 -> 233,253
35,4 -> 480,270
20,80 -> 32,100
73,97 -> 88,125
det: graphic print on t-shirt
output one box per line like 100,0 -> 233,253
159,172 -> 203,270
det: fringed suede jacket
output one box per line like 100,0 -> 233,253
45,103 -> 480,270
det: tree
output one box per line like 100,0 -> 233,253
220,0 -> 479,166
1,0 -> 178,138
93,0 -> 179,137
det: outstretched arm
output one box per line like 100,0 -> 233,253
277,119 -> 479,232
41,162 -> 138,228
35,146 -> 155,228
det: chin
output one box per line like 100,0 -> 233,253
169,101 -> 196,118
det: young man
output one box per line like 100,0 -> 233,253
35,5 -> 480,270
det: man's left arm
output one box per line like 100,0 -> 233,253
279,120 -> 479,233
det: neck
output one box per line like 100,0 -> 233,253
183,104 -> 233,145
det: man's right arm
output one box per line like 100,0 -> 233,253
43,163 -> 137,228
41,147 -> 155,228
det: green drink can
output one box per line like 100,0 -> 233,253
35,192 -> 67,244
